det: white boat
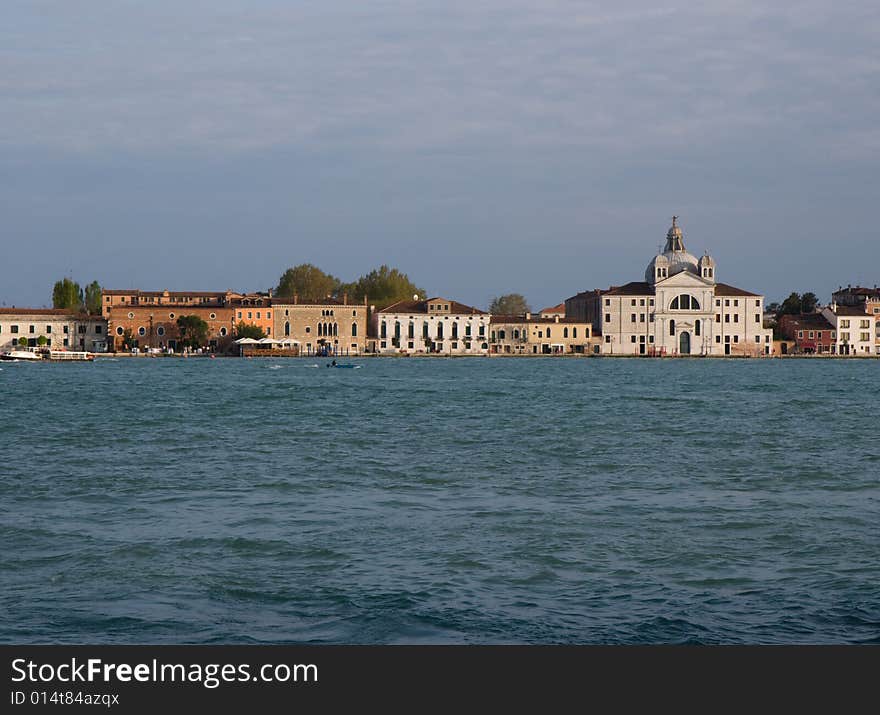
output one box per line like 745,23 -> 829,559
0,349 -> 43,361
47,350 -> 95,362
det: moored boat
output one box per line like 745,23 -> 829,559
0,349 -> 43,361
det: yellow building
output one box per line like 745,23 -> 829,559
272,295 -> 368,355
489,314 -> 593,354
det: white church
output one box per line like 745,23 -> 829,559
566,218 -> 774,356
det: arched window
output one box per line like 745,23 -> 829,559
669,319 -> 675,336
380,321 -> 387,339
670,294 -> 701,310
563,327 -> 569,338
695,320 -> 701,336
547,328 -> 552,338
351,323 -> 358,337
452,322 -> 458,339
408,322 -> 414,339
422,322 -> 429,338
394,321 -> 401,339
333,323 -> 338,336
513,329 -> 520,339
437,322 -> 444,339
573,327 -> 578,338
285,322 -> 290,336
499,330 -> 506,339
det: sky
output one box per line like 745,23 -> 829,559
2,0 -> 878,310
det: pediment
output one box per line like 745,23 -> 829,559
655,272 -> 713,288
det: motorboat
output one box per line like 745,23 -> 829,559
0,349 -> 43,361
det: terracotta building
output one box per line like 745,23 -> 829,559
777,313 -> 836,354
103,289 -> 237,351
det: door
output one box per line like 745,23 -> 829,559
679,331 -> 691,355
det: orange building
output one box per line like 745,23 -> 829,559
232,293 -> 275,337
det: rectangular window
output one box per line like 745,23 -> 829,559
649,314 -> 654,323
649,300 -> 654,307
266,311 -> 271,319
46,325 -> 52,333
639,314 -> 645,323
734,335 -> 739,343
860,320 -> 870,328
631,313 -> 636,323
29,325 -> 35,334
605,299 -> 610,306
538,331 -> 543,338
605,313 -> 611,323
715,314 -> 720,323
715,335 -> 721,343
639,299 -> 645,306
63,338 -> 69,347
604,335 -> 611,343
631,299 -> 636,306
266,327 -> 271,336
817,332 -> 822,339
798,331 -> 803,338
408,342 -> 414,349
63,325 -> 69,334
11,325 -> 18,334
478,326 -> 485,337
716,300 -> 721,307
809,331 -> 814,339
256,312 -> 261,319
95,325 -> 103,334
247,312 -> 252,319
649,336 -> 654,343
725,314 -> 730,323
237,312 -> 242,319
755,336 -> 761,343
381,341 -> 387,348
725,300 -> 730,307
78,325 -> 86,334
631,336 -> 636,343
734,300 -> 739,307
841,320 -> 850,328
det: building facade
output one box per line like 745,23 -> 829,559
0,309 -> 108,352
777,313 -> 836,354
272,295 -> 367,356
103,290 -> 237,351
566,218 -> 773,356
821,304 -> 876,355
489,314 -> 593,354
233,293 -> 275,337
373,297 -> 489,355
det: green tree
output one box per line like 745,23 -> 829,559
235,321 -> 266,340
801,292 -> 819,313
276,264 -> 340,300
344,265 -> 425,309
121,328 -> 134,350
176,315 -> 210,349
37,335 -> 48,347
18,336 -> 28,347
52,278 -> 84,311
84,281 -> 103,315
776,292 -> 819,319
489,293 -> 530,315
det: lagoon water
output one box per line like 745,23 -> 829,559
1,357 -> 878,644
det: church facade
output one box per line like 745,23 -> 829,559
566,218 -> 774,356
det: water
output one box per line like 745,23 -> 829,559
1,357 -> 878,644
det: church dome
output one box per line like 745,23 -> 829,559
645,216 -> 700,282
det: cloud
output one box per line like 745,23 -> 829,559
1,1 -> 877,160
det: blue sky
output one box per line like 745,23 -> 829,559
2,1 -> 878,310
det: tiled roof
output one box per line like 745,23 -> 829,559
379,298 -> 486,315
490,314 -> 588,325
0,308 -> 87,316
103,289 -> 230,297
833,305 -> 870,316
539,303 -> 565,314
713,283 -> 760,297
779,313 -> 834,331
604,282 -> 655,296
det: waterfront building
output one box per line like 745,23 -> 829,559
538,303 -> 566,319
777,313 -> 836,354
232,292 -> 275,337
102,289 -> 236,351
489,314 -> 593,354
272,295 -> 367,356
565,218 -> 774,356
831,285 -> 880,313
820,304 -> 876,355
0,309 -> 107,352
373,297 -> 489,355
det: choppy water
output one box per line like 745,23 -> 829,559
1,356 -> 878,644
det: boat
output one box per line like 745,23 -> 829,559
325,360 -> 360,369
46,350 -> 95,362
0,349 -> 43,361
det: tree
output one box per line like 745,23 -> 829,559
37,335 -> 48,347
52,278 -> 83,311
121,328 -> 134,350
18,337 -> 28,347
801,292 -> 819,314
489,293 -> 530,316
776,292 -> 819,319
84,281 -> 102,315
176,315 -> 210,349
276,264 -> 340,300
343,265 -> 426,309
236,321 -> 266,340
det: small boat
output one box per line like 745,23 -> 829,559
0,349 -> 43,361
326,361 -> 360,369
46,350 -> 95,362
